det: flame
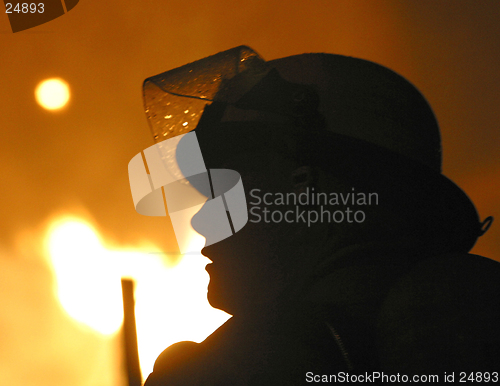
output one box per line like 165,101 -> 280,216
45,215 -> 230,381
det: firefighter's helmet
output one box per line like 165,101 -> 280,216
140,46 -> 490,251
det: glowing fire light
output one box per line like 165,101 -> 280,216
45,216 -> 230,381
35,78 -> 70,110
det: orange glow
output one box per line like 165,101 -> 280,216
35,78 -> 70,110
45,215 -> 230,381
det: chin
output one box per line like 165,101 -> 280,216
207,290 -> 231,313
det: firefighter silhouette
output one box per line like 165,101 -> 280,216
137,46 -> 499,385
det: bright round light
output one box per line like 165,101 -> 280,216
35,78 -> 70,110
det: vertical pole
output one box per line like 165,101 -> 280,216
121,278 -> 142,386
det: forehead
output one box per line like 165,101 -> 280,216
223,150 -> 295,174
221,104 -> 291,125
195,120 -> 298,171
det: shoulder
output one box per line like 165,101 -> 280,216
383,252 -> 500,303
144,321 -> 244,386
153,341 -> 201,373
380,252 -> 500,308
144,341 -> 202,386
376,253 -> 500,372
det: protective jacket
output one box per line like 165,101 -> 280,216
144,245 -> 500,385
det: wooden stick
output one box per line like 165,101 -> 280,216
121,278 -> 142,386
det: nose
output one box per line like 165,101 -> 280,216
191,195 -> 233,246
191,169 -> 248,247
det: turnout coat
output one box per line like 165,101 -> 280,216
144,245 -> 500,385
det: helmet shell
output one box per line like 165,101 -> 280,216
268,54 -> 442,172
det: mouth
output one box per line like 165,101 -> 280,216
201,242 -> 223,260
201,246 -> 212,259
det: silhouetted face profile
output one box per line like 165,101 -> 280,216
194,146 -> 305,317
